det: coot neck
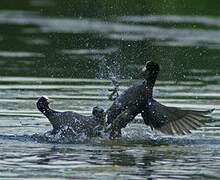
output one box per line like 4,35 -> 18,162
144,73 -> 158,100
146,74 -> 158,89
37,102 -> 54,118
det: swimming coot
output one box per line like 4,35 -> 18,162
107,61 -> 214,138
36,96 -> 105,137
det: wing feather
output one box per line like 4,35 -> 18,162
141,99 -> 214,135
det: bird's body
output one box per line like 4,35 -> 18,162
107,82 -> 148,128
45,111 -> 101,135
37,96 -> 105,137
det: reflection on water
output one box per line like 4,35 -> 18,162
0,0 -> 220,179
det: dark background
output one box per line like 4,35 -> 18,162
0,0 -> 219,81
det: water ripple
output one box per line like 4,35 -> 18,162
0,11 -> 220,48
119,15 -> 220,27
0,51 -> 44,58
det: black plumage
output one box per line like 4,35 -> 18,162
142,99 -> 214,135
36,96 -> 105,137
106,61 -> 214,138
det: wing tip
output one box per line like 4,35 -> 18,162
158,113 -> 207,136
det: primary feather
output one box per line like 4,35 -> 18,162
141,99 -> 213,135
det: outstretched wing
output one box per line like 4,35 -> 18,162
141,99 -> 214,135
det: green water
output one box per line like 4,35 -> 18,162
0,0 -> 220,179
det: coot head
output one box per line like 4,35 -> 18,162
36,96 -> 51,112
142,61 -> 160,80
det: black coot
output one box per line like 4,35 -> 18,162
107,61 -> 214,138
36,96 -> 105,137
